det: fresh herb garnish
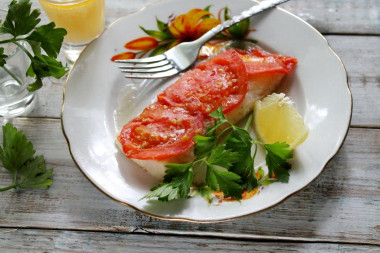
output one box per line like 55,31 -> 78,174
190,186 -> 214,203
143,107 -> 294,202
0,0 -> 68,92
0,123 -> 53,192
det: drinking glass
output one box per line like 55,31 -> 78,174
0,20 -> 36,117
38,0 -> 105,64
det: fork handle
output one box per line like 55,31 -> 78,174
197,0 -> 289,44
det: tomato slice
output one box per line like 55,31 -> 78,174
157,50 -> 248,115
237,48 -> 297,75
118,103 -> 203,160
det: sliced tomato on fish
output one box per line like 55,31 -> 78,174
118,103 -> 203,160
157,50 -> 248,115
237,48 -> 297,75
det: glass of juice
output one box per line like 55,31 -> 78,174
38,0 -> 105,64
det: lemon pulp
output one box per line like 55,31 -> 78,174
253,93 -> 308,150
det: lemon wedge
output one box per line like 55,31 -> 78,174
253,93 -> 309,150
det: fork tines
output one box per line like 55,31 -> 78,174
115,54 -> 179,79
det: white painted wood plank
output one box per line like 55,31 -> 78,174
0,118 -> 379,244
280,0 -> 380,35
0,228 -> 379,253
14,0 -> 378,34
325,35 -> 380,127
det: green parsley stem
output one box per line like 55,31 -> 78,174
0,183 -> 18,192
12,41 -> 34,60
252,142 -> 258,161
0,38 -> 28,86
253,140 -> 265,146
1,65 -> 23,85
192,158 -> 206,178
0,38 -> 24,45
216,126 -> 232,140
244,113 -> 253,130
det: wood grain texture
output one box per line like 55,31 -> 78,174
280,0 -> 380,35
0,0 -> 379,250
17,0 -> 379,35
0,228 -> 379,253
325,35 -> 380,127
0,119 -> 379,244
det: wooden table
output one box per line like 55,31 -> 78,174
1,0 -> 379,251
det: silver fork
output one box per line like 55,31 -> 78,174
115,0 -> 289,79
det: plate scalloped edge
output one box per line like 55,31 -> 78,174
61,0 -> 353,222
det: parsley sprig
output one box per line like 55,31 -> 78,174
143,107 -> 293,202
0,0 -> 68,92
0,123 -> 53,191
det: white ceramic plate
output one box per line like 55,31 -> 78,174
62,0 -> 352,222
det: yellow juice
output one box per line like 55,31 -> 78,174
38,0 -> 105,44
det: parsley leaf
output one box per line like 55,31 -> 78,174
206,107 -> 228,135
209,107 -> 226,121
190,186 -> 214,203
0,123 -> 53,191
264,142 -> 293,160
163,162 -> 193,183
222,118 -> 258,191
142,183 -> 180,202
264,142 -> 293,183
0,48 -> 6,67
206,165 -> 242,198
207,146 -> 240,169
26,54 -> 68,91
26,22 -> 66,58
0,0 -> 68,92
193,135 -> 216,158
17,155 -> 53,188
0,0 -> 40,37
0,123 -> 35,176
142,167 -> 193,201
225,127 -> 253,177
